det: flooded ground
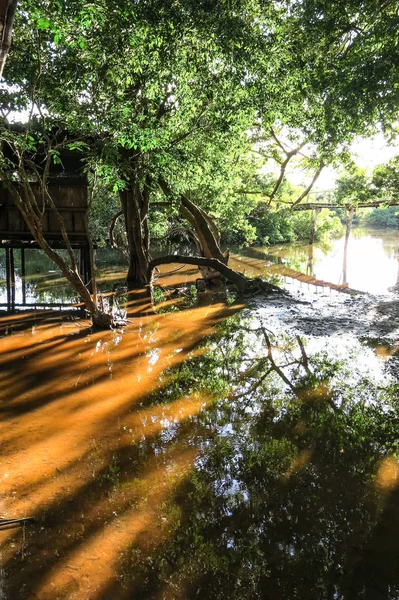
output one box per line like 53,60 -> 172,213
1,230 -> 399,599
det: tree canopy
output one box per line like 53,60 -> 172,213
1,0 -> 398,297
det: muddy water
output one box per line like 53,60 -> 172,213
0,285 -> 244,599
1,251 -> 399,598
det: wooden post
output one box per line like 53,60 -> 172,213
343,207 -> 355,286
309,207 -> 321,246
394,249 -> 399,289
87,246 -> 93,294
9,247 -> 15,312
81,246 -> 93,293
21,247 -> 26,305
307,244 -> 314,277
5,247 -> 11,311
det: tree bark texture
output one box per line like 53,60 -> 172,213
179,196 -> 229,282
180,196 -> 226,262
120,182 -> 150,287
158,178 -> 227,275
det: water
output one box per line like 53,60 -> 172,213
1,230 -> 399,599
0,248 -> 129,308
232,228 -> 399,295
2,228 -> 399,308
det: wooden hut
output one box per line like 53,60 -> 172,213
0,143 -> 92,312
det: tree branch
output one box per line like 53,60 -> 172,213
109,210 -> 123,248
291,160 -> 325,207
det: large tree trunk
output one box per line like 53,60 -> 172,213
120,180 -> 150,287
158,179 -> 229,281
179,196 -> 228,282
180,196 -> 226,263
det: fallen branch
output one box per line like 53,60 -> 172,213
149,254 -> 284,294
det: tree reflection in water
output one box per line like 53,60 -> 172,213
121,314 -> 399,600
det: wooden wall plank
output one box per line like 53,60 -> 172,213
0,182 -> 89,239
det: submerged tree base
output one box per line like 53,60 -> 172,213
91,311 -> 114,330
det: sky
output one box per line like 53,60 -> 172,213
265,130 -> 399,192
304,134 -> 399,190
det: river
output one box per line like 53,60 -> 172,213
1,228 -> 399,599
2,227 -> 399,307
231,227 -> 399,295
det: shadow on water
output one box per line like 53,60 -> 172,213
0,280 -> 244,599
1,263 -> 399,598
118,318 -> 399,600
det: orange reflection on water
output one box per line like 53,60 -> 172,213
375,456 -> 399,492
373,344 -> 399,360
0,283 -> 244,599
34,447 -> 197,600
296,382 -> 330,403
282,448 -> 313,481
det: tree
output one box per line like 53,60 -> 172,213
334,168 -> 372,207
4,0 -> 267,284
2,0 -> 399,290
372,155 -> 399,203
0,0 -> 17,78
0,2 -> 118,327
280,0 -> 399,148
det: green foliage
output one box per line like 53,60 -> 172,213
372,155 -> 399,203
88,178 -> 120,247
151,286 -> 166,306
251,208 -> 296,245
250,206 -> 342,245
148,208 -> 170,242
362,206 -> 399,228
281,0 -> 399,147
2,0 -> 399,267
334,167 -> 372,206
331,155 -> 399,230
292,209 -> 342,241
